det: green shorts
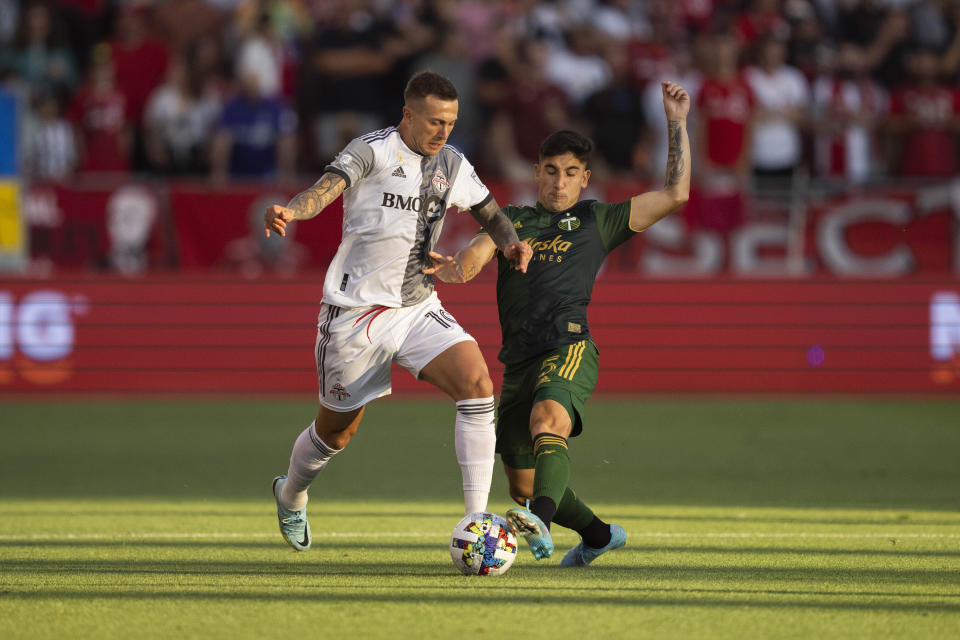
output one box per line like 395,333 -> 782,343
496,340 -> 599,469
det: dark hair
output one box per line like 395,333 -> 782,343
404,70 -> 458,104
538,130 -> 594,166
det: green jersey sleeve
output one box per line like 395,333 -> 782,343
592,200 -> 637,252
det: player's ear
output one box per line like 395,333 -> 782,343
581,168 -> 591,186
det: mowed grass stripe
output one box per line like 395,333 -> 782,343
3,531 -> 960,541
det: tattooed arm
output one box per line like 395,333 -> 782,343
468,196 -> 532,272
264,172 -> 347,237
628,81 -> 692,232
422,197 -> 533,282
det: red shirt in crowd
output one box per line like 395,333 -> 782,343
109,38 -> 170,125
68,86 -> 129,172
507,82 -> 569,162
696,75 -> 755,168
890,85 -> 960,177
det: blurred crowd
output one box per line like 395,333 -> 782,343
2,0 -> 959,191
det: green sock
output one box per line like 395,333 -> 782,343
530,433 -> 570,527
552,487 -> 595,532
554,488 -> 612,548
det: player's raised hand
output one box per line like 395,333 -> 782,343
662,81 -> 690,121
503,241 -> 532,273
264,204 -> 295,237
422,251 -> 466,283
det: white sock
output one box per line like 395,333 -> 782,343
455,397 -> 496,514
280,421 -> 341,511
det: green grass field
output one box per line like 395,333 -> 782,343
1,399 -> 959,639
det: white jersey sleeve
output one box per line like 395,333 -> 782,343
325,137 -> 377,188
446,151 -> 492,211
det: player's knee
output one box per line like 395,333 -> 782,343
457,366 -> 493,399
314,407 -> 362,449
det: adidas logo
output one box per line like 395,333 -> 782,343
392,166 -> 406,178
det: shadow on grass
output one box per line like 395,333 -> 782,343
3,540 -> 960,560
3,558 -> 959,587
0,582 -> 958,614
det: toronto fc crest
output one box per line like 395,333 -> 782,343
432,169 -> 450,193
329,383 -> 351,401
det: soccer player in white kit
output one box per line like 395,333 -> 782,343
264,71 -> 533,551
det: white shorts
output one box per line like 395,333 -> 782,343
314,291 -> 474,411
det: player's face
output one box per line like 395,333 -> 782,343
402,95 -> 458,156
535,153 -> 591,212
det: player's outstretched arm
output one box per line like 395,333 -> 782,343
423,234 -> 498,283
629,81 -> 692,232
264,172 -> 347,237
468,197 -> 532,272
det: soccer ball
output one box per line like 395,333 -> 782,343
449,512 -> 518,576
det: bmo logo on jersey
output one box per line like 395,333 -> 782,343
380,193 -> 445,215
0,290 -> 87,385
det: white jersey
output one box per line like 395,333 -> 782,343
321,127 -> 491,308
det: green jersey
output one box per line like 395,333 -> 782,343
488,199 -> 636,364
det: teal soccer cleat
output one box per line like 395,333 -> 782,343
560,524 -> 626,567
505,507 -> 554,560
272,475 -> 311,552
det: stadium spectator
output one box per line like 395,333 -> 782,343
888,47 -> 960,178
543,26 -> 612,106
153,0 -> 224,56
836,2 -> 910,87
67,45 -> 130,173
2,2 -> 78,102
488,39 -> 572,179
625,0 -> 682,91
107,4 -> 170,128
235,11 -> 284,99
304,0 -> 396,166
691,32 -> 752,232
591,0 -> 651,42
210,67 -> 297,181
812,42 -> 888,183
583,41 -> 649,177
23,91 -> 77,180
0,0 -> 17,47
143,55 -> 221,175
734,0 -> 790,46
411,25 -> 480,155
744,36 -> 810,189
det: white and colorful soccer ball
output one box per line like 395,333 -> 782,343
449,511 -> 518,576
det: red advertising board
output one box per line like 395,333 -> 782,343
2,275 -> 958,396
21,179 -> 960,278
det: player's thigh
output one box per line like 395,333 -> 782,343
496,359 -> 538,470
531,340 -> 599,439
315,303 -> 394,411
394,295 -> 491,399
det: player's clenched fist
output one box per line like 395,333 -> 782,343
661,81 -> 690,121
264,204 -> 295,237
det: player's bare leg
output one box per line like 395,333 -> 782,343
273,405 -> 364,551
420,341 -> 496,514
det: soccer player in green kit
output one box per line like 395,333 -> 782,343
424,81 -> 691,564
